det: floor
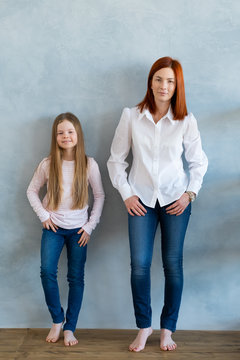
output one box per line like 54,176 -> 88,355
0,329 -> 239,360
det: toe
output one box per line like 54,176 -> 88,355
161,345 -> 168,351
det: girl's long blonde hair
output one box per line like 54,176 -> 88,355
47,112 -> 88,210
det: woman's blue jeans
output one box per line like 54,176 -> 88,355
128,200 -> 191,332
40,227 -> 87,332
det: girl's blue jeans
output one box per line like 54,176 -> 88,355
128,200 -> 191,332
40,227 -> 87,332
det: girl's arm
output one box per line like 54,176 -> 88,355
183,113 -> 208,196
26,158 -> 51,223
81,158 -> 105,236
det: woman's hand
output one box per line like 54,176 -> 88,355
124,195 -> 147,216
166,193 -> 190,216
42,218 -> 58,232
77,228 -> 90,247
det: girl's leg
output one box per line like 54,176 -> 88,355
41,228 -> 65,323
128,203 -> 158,351
40,228 -> 65,342
159,202 -> 191,349
63,228 -> 87,340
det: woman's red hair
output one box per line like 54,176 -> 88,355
138,57 -> 188,120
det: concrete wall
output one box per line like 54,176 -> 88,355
0,0 -> 239,329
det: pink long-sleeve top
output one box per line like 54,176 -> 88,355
27,157 -> 105,235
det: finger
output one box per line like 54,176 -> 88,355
77,228 -> 84,234
167,207 -> 181,215
175,208 -> 185,216
166,207 -> 178,214
50,223 -> 57,233
133,207 -> 145,216
136,204 -> 147,214
136,202 -> 147,213
128,208 -> 135,216
52,223 -> 58,231
79,241 -> 87,247
79,237 -> 88,247
78,233 -> 87,244
166,202 -> 178,211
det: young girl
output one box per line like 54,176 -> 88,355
27,112 -> 104,346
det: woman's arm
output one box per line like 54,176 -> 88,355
107,108 -> 134,201
183,113 -> 208,195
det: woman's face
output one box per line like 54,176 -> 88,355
151,67 -> 176,104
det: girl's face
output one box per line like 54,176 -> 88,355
151,67 -> 176,104
56,120 -> 78,151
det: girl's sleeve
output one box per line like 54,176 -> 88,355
183,113 -> 208,195
82,158 -> 105,235
107,107 -> 134,201
26,158 -> 50,223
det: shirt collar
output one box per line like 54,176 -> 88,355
138,106 -> 175,124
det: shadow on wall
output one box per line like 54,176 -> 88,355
181,108 -> 240,330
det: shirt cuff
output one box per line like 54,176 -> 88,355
118,184 -> 134,201
82,224 -> 92,236
187,182 -> 201,196
39,211 -> 50,223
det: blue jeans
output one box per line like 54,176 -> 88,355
128,200 -> 191,332
40,227 -> 87,332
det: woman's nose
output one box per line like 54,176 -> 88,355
160,81 -> 167,89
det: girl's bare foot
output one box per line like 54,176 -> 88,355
129,327 -> 153,352
63,330 -> 78,346
46,322 -> 63,343
160,328 -> 177,351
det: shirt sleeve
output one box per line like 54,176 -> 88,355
26,158 -> 50,223
183,113 -> 208,195
107,108 -> 134,201
82,158 -> 105,235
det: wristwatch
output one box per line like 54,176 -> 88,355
185,191 -> 196,202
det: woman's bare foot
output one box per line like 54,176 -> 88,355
129,327 -> 153,352
46,322 -> 63,343
63,330 -> 78,346
160,328 -> 177,351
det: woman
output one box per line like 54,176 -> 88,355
107,57 -> 208,352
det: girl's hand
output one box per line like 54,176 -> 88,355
124,195 -> 147,216
77,228 -> 90,247
42,218 -> 58,232
166,193 -> 190,216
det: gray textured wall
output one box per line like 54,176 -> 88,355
0,0 -> 239,330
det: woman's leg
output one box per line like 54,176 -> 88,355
128,204 -> 158,351
40,228 -> 65,342
159,202 -> 191,349
63,228 -> 87,345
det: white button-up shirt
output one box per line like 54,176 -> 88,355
107,106 -> 208,208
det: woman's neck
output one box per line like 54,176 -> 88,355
153,101 -> 170,123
